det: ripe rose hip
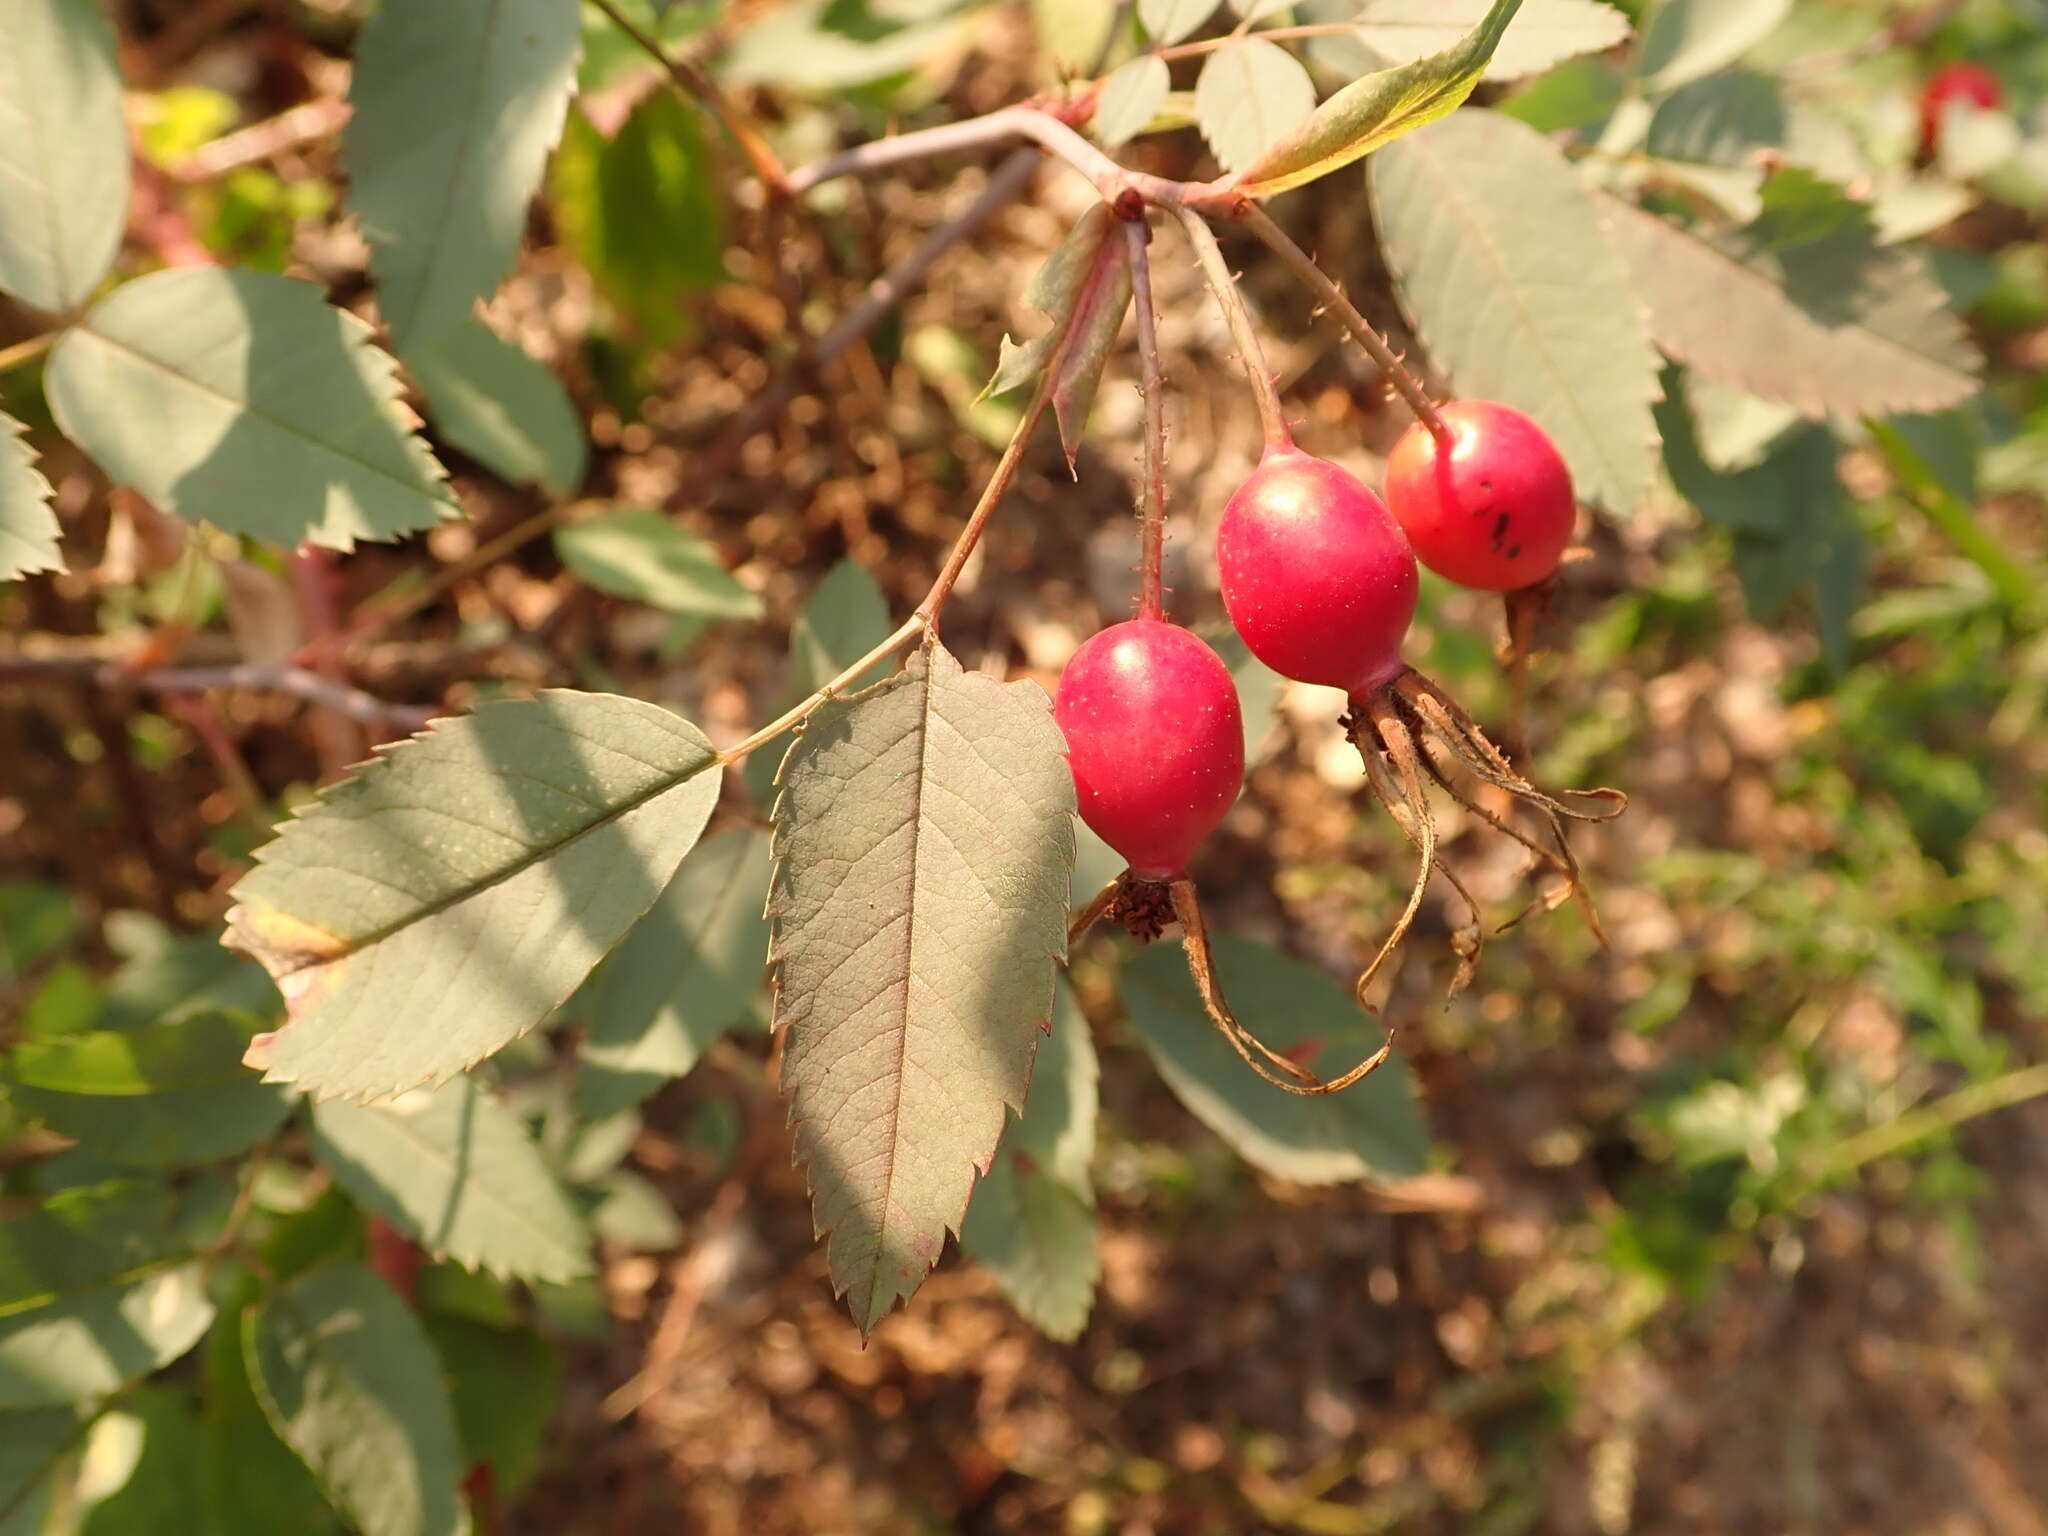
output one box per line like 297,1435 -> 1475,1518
1215,448 -> 1418,697
1054,619 -> 1244,882
1920,61 -> 2004,155
1384,401 -> 1575,593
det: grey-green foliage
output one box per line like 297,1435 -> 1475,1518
0,411 -> 61,582
245,1263 -> 467,1536
1373,108 -> 1664,512
554,509 -> 763,619
4,1011 -> 294,1167
225,691 -> 722,1103
1348,0 -> 1631,83
1122,937 -> 1429,1184
961,980 -> 1101,1339
0,0 -> 129,314
1197,38 -> 1319,174
344,0 -> 583,349
1658,386 -> 1863,667
1601,174 -> 1981,421
1095,55 -> 1172,147
405,320 -> 587,496
311,1075 -> 593,1282
0,1184 -> 213,1410
45,268 -> 459,550
576,826 -> 773,1118
1634,0 -> 1791,94
771,642 -> 1076,1333
0,1407 -> 78,1536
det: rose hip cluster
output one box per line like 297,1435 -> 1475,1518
1058,401 -> 1620,1094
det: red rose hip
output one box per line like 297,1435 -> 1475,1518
1920,62 -> 2003,156
1384,401 -> 1575,593
1054,619 -> 1244,882
1215,448 -> 1418,697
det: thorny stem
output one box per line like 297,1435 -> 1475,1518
586,0 -> 791,195
1233,202 -> 1452,448
715,358 -> 1069,768
1176,207 -> 1292,454
1123,217 -> 1169,620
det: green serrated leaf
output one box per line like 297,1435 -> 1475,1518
406,320 -> 587,496
421,1316 -> 560,1496
0,0 -> 129,313
959,1157 -> 1098,1340
1602,181 -> 1980,420
1373,109 -> 1663,512
245,1263 -> 466,1536
0,411 -> 61,581
344,0 -> 582,348
96,927 -> 279,1034
1634,0 -> 1790,94
552,94 -> 725,342
1138,0 -> 1217,45
1644,68 -> 1785,168
1030,0 -> 1119,77
576,827 -> 772,1116
6,1012 -> 293,1168
1351,0 -> 1631,83
1683,372 -> 1798,472
311,1075 -> 593,1283
1122,937 -> 1428,1185
1197,37 -> 1320,176
45,268 -> 459,551
554,509 -> 762,619
771,641 -> 1076,1333
1237,0 -> 1523,197
0,1184 -> 213,1409
0,1406 -> 79,1536
961,979 -> 1101,1339
1095,54 -> 1172,147
225,691 -> 722,1103
587,1170 -> 684,1252
201,1294 -> 347,1536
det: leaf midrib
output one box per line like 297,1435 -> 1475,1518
242,713 -> 716,974
69,318 -> 455,511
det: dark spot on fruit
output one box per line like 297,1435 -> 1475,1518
1507,543 -> 1522,560
1491,511 -> 1510,549
1481,479 -> 1494,492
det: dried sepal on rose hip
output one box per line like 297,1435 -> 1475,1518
1055,619 -> 1390,1095
1217,443 -> 1625,1003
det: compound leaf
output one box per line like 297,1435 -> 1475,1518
1372,108 -> 1663,512
1634,0 -> 1790,94
1096,55 -> 1173,147
5,1012 -> 293,1168
344,0 -> 582,348
1237,0 -> 1524,197
1122,937 -> 1428,1184
45,268 -> 458,551
0,412 -> 61,581
771,641 -> 1075,1334
245,1263 -> 465,1536
1138,0 -> 1217,45
226,691 -> 722,1103
405,320 -> 586,496
311,1075 -> 592,1283
0,0 -> 129,313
